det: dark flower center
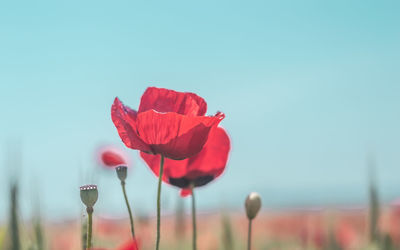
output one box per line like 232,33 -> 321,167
169,175 -> 214,188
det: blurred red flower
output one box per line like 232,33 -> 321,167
389,198 -> 400,243
140,127 -> 230,196
116,238 -> 139,250
335,221 -> 358,249
111,87 -> 224,160
391,198 -> 400,215
97,145 -> 130,168
88,239 -> 139,250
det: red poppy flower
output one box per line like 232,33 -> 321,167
97,145 -> 130,168
140,127 -> 230,195
116,239 -> 139,250
111,87 -> 225,160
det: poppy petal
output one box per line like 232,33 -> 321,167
138,87 -> 207,116
140,153 -> 187,185
184,127 -> 230,179
111,98 -> 152,152
141,127 -> 230,188
136,110 -> 224,159
180,189 -> 192,197
101,150 -> 126,167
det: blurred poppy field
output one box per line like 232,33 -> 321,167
1,0 -> 400,250
4,186 -> 400,250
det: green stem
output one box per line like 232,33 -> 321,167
190,185 -> 197,250
156,155 -> 165,250
247,219 -> 252,250
121,181 -> 135,238
87,208 -> 93,250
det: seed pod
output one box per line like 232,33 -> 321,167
245,192 -> 261,220
80,185 -> 98,208
116,165 -> 128,182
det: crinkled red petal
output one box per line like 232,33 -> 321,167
136,110 -> 224,159
111,98 -> 151,152
138,87 -> 207,116
140,127 -> 230,187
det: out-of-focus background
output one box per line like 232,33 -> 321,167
0,0 -> 399,249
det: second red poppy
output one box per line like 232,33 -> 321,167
140,126 -> 231,196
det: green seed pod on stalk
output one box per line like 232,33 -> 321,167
80,185 -> 98,208
245,192 -> 261,220
80,184 -> 98,250
116,166 -> 128,182
245,192 -> 262,250
115,165 -> 136,239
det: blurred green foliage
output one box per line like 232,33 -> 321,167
9,181 -> 20,250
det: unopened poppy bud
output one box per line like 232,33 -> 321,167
116,165 -> 128,182
245,192 -> 261,220
80,185 -> 98,208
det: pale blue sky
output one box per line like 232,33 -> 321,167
0,0 -> 399,218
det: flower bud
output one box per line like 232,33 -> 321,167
116,165 -> 128,182
80,185 -> 98,208
245,192 -> 261,220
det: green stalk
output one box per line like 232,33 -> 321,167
247,219 -> 252,250
81,219 -> 87,250
10,182 -> 20,250
190,185 -> 197,250
155,155 -> 165,250
221,212 -> 234,250
34,216 -> 44,250
86,208 -> 93,250
121,181 -> 135,238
